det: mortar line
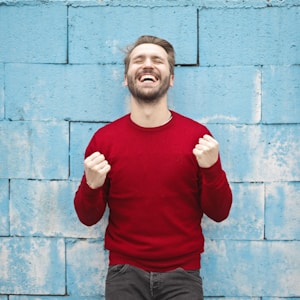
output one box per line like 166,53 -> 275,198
66,5 -> 70,64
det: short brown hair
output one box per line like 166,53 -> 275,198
124,35 -> 175,75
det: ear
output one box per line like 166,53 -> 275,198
169,75 -> 174,87
124,75 -> 128,86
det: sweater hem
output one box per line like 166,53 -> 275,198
108,251 -> 201,272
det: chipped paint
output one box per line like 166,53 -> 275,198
0,243 -> 10,282
253,69 -> 262,123
199,114 -> 239,124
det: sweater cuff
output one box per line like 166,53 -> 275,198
81,177 -> 103,199
201,159 -> 224,185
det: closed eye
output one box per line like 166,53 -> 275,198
132,58 -> 144,64
131,55 -> 165,65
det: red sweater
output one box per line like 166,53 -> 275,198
74,111 -> 232,272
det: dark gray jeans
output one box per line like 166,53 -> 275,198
105,264 -> 203,300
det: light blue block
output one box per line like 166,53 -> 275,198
208,124 -> 300,182
10,180 -> 106,238
202,183 -> 264,240
0,5 -> 67,63
0,180 -> 9,236
67,240 -> 108,297
0,237 -> 65,294
262,65 -> 300,123
265,182 -> 300,240
0,64 -> 3,119
10,297 -> 101,300
202,240 -> 300,296
206,298 -> 260,300
0,121 -> 69,179
199,7 -> 300,66
170,66 -> 261,123
5,64 -> 127,122
262,298 -> 300,300
69,6 -> 197,64
70,122 -> 107,179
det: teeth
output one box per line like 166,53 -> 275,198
140,74 -> 156,82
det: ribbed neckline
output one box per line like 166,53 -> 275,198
127,110 -> 176,132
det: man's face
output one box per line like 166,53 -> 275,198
124,43 -> 174,104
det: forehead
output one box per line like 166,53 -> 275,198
130,43 -> 168,60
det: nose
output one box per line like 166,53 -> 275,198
143,57 -> 154,68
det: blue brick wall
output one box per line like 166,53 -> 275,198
0,1 -> 299,299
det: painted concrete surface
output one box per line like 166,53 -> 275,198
0,0 -> 299,299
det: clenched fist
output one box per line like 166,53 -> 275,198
193,134 -> 219,168
84,152 -> 111,189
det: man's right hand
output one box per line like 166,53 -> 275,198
84,152 -> 111,189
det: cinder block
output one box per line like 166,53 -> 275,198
265,182 -> 300,240
70,122 -> 107,179
170,66 -> 261,124
0,5 -> 67,63
0,64 -> 4,119
208,124 -> 300,182
202,240 -> 300,296
10,180 -> 106,238
199,7 -> 300,66
206,298 -> 260,300
262,298 -> 300,300
5,64 -> 127,122
0,180 -> 9,236
69,6 -> 197,64
202,183 -> 264,240
67,240 -> 108,297
10,297 -> 101,300
262,65 -> 300,123
0,237 -> 65,295
0,121 -> 69,179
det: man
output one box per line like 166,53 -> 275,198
74,35 -> 232,300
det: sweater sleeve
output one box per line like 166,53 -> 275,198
199,157 -> 232,222
74,175 -> 108,226
73,133 -> 109,226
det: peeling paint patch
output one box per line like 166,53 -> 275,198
203,183 -> 264,240
266,182 -> 300,240
202,240 -> 300,296
208,124 -> 300,182
105,39 -> 121,55
10,180 -> 106,238
199,114 -> 239,123
67,240 -> 108,297
0,238 -> 65,295
0,180 -> 9,236
0,121 -> 69,179
262,125 -> 300,181
253,69 -> 262,123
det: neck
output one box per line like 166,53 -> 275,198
130,96 -> 172,128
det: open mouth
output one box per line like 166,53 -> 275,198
138,73 -> 159,83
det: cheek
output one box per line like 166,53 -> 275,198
125,66 -> 138,81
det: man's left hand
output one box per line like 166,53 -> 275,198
193,134 -> 219,168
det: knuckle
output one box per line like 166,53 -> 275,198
84,161 -> 91,168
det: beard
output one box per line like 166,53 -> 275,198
126,72 -> 172,104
